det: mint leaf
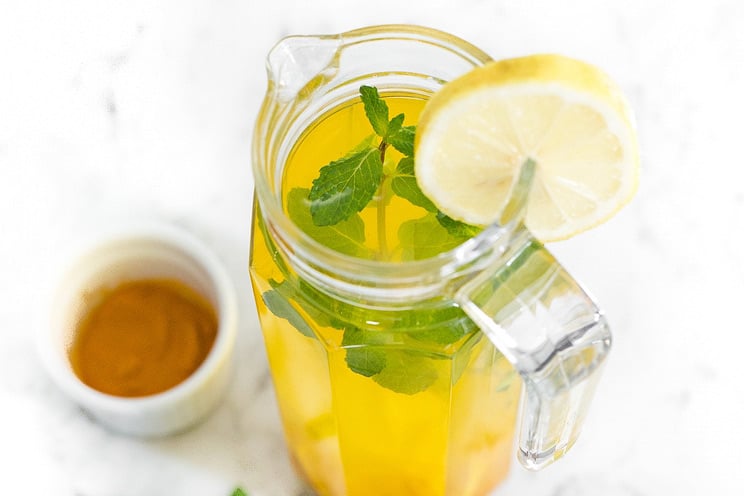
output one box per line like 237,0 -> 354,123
360,85 -> 389,137
387,125 -> 416,157
452,339 -> 477,384
411,318 -> 474,346
436,212 -> 482,239
398,213 -> 466,260
261,280 -> 314,338
399,303 -> 477,348
288,188 -> 369,257
346,348 -> 386,377
231,488 -> 248,496
309,146 -> 383,226
372,351 -> 438,395
386,113 -> 405,140
391,157 -> 437,212
255,203 -> 290,276
348,133 -> 378,153
342,327 -> 387,377
476,238 -> 552,316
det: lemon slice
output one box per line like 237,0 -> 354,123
414,54 -> 639,242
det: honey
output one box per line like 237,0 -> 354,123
69,279 -> 218,397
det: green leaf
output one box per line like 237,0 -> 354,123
231,488 -> 248,496
386,113 -> 405,140
387,125 -> 416,157
477,238 -> 553,316
342,327 -> 387,377
261,280 -> 314,338
372,350 -> 438,395
309,146 -> 383,226
294,279 -> 336,328
287,188 -> 369,257
401,303 -> 477,348
391,157 -> 437,212
348,133 -> 378,153
411,318 -> 474,346
360,85 -> 389,137
451,336 -> 479,385
436,212 -> 482,239
254,202 -> 291,276
398,213 -> 466,260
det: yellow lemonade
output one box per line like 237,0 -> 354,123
249,93 -> 522,496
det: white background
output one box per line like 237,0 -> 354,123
2,0 -> 743,494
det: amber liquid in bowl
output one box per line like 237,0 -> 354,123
69,278 -> 218,397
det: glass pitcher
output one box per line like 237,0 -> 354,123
249,25 -> 612,496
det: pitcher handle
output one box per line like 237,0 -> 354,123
454,234 -> 612,470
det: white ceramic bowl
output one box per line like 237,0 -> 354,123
38,222 -> 238,437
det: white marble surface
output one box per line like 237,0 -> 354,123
2,0 -> 743,494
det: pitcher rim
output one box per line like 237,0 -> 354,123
252,24 -> 519,290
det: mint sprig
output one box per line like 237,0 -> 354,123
308,85 -> 417,231
259,85 -> 487,395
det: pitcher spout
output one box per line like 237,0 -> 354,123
266,34 -> 342,103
